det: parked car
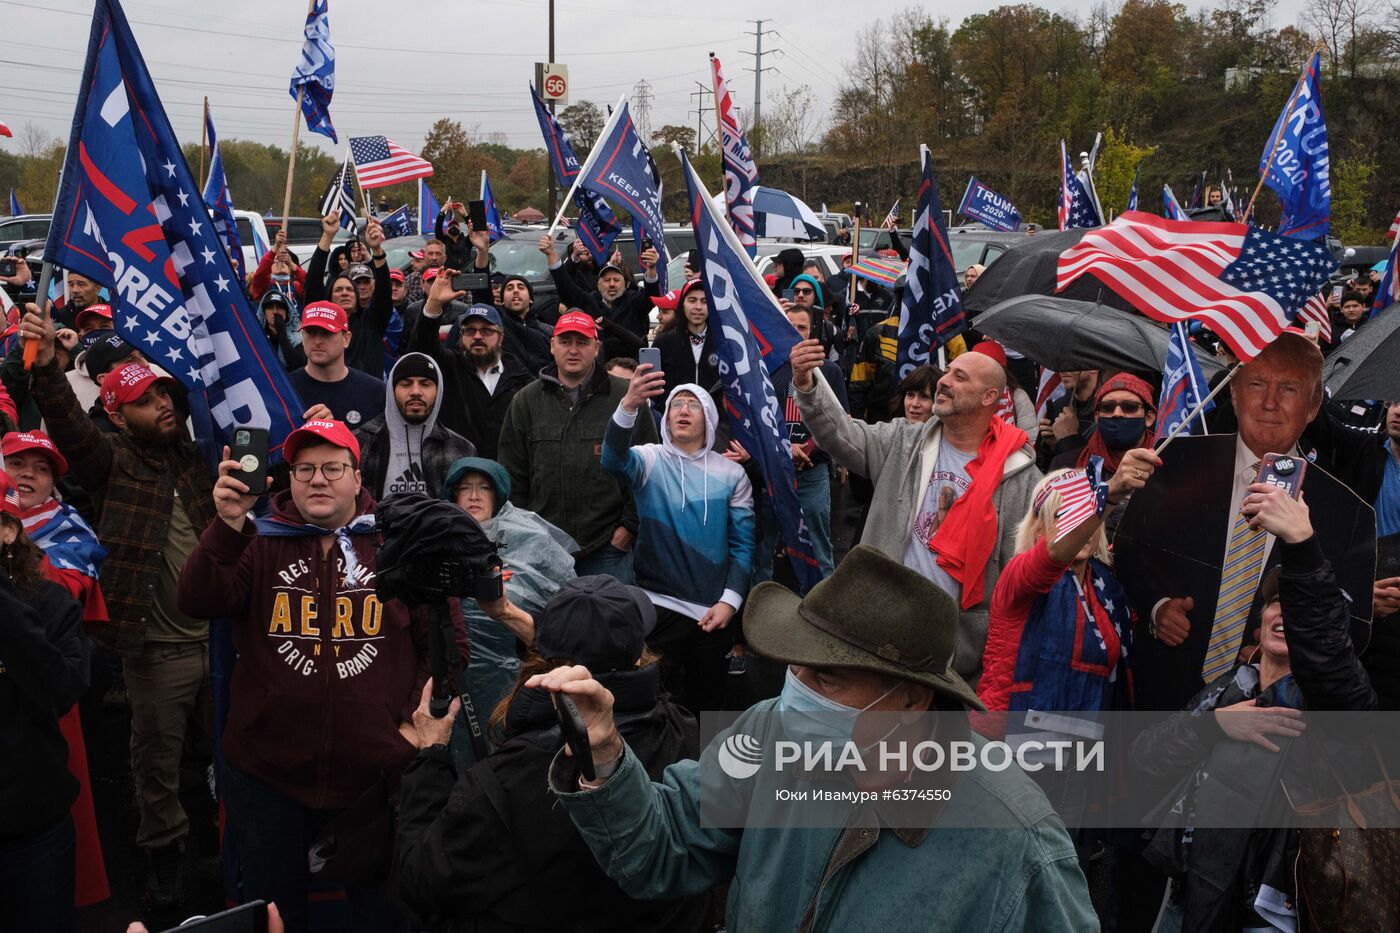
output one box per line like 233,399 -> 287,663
0,214 -> 52,254
947,225 -> 1023,274
489,228 -> 577,316
232,211 -> 351,275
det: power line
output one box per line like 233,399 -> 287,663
688,82 -> 713,152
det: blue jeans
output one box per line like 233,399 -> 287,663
0,814 -> 76,933
220,763 -> 406,933
753,466 -> 834,592
574,542 -> 635,584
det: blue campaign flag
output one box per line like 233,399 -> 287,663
1162,184 -> 1188,220
1260,51 -> 1329,239
897,145 -> 965,377
957,176 -> 1021,231
288,0 -> 336,143
1127,167 -> 1139,212
711,53 -> 760,257
480,171 -> 506,242
380,204 -> 414,239
418,179 -> 440,236
1058,140 -> 1101,230
201,106 -> 246,282
1187,171 -> 1207,210
1156,321 -> 1213,437
679,148 -> 820,592
7,188 -> 20,215
576,98 -> 670,289
529,85 -> 621,262
45,0 -> 304,459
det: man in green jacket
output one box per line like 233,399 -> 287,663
496,310 -> 657,583
526,545 -> 1097,932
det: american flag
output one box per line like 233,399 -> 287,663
1297,291 -> 1333,341
1045,457 -> 1105,543
995,387 -> 1017,424
0,118 -> 11,138
319,147 -> 357,229
882,199 -> 901,229
1388,208 -> 1400,242
1035,367 -> 1064,419
1057,211 -> 1334,361
349,135 -> 433,189
3,482 -> 18,512
1059,140 -> 1101,231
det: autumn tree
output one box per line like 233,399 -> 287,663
558,102 -> 605,154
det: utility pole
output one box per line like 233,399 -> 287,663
547,0 -> 557,216
741,19 -> 778,156
632,79 -> 654,144
689,82 -> 713,152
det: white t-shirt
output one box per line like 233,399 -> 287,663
903,441 -> 977,601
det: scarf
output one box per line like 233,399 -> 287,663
929,416 -> 1028,609
255,512 -> 377,584
20,498 -> 107,579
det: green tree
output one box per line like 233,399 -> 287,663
1094,127 -> 1158,217
652,124 -> 696,151
1330,150 -> 1379,242
558,102 -> 605,154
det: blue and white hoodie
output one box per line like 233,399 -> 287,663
602,384 -> 755,620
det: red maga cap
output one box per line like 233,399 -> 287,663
301,301 -> 349,333
553,310 -> 598,340
100,362 -> 175,413
1,429 -> 68,476
283,419 -> 361,465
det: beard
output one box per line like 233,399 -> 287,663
466,343 -> 501,368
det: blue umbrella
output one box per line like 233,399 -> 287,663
715,186 -> 825,240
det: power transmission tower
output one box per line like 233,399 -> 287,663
689,82 -> 714,152
741,19 -> 779,156
632,78 -> 654,143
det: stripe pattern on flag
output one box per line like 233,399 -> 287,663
349,135 -> 433,189
1047,457 -> 1105,543
849,256 -> 907,287
1056,211 -> 1334,361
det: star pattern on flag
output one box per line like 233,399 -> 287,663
1219,228 -> 1334,314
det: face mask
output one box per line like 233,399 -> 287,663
272,273 -> 292,284
777,667 -> 898,747
1098,416 -> 1145,450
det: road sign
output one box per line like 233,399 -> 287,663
535,62 -> 569,105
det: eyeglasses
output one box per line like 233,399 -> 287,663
1096,400 -> 1145,416
290,462 -> 353,483
671,399 -> 703,413
792,287 -> 815,296
462,326 -> 497,337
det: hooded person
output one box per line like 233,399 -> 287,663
255,288 -> 305,371
771,247 -> 807,295
602,375 -> 756,715
354,351 -> 476,500
1049,372 -> 1157,475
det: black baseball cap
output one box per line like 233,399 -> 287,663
534,576 -> 652,673
83,330 -> 138,378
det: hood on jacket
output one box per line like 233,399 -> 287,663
377,352 -> 446,498
660,382 -> 717,457
442,456 -> 511,515
256,289 -> 302,343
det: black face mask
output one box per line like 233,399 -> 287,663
1098,416 -> 1145,450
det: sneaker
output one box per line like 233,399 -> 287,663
727,652 -> 747,677
145,842 -> 185,908
102,682 -> 128,709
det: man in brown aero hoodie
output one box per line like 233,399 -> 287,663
178,419 -> 429,932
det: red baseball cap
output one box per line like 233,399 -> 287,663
409,249 -> 425,259
283,419 -> 361,465
677,278 -> 705,303
650,289 -> 681,311
0,472 -> 20,517
2,430 -> 69,476
553,310 -> 598,340
389,269 -> 405,283
301,301 -> 349,334
100,362 -> 176,413
968,340 -> 1008,370
422,267 -> 441,283
75,303 -> 114,329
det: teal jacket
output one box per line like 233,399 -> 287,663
550,699 -> 1097,933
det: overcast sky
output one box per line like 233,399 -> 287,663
1,0 -> 1310,161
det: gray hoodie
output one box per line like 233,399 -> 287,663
379,351 -> 446,498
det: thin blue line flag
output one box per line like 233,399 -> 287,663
46,0 -> 304,460
289,0 -> 336,143
201,105 -> 246,281
897,144 -> 965,377
418,179 -> 440,236
480,171 -> 506,242
1156,321 -> 1214,437
529,84 -> 621,263
1260,51 -> 1330,240
679,147 -> 820,593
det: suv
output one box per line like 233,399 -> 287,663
0,214 -> 52,254
947,225 -> 1023,273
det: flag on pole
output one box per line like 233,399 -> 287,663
1035,367 -> 1064,419
1297,290 -> 1332,340
349,136 -> 433,189
1187,171 -> 1207,210
201,105 -> 246,281
1126,167 -> 1139,213
957,177 -> 1021,232
896,144 -> 965,376
678,147 -> 820,592
1374,232 -> 1399,317
46,0 -> 304,458
288,0 -> 336,143
1162,184 -> 1188,220
1059,140 -> 1101,230
7,188 -> 20,216
529,84 -> 622,263
480,171 -> 506,242
710,53 -> 760,258
848,256 -> 907,287
1259,51 -> 1330,239
1220,173 -> 1238,219
1056,211 -> 1335,360
379,204 -> 414,239
319,148 -> 356,229
882,199 -> 901,229
1387,208 -> 1400,242
1156,322 -> 1214,437
419,179 -> 440,236
1046,457 -> 1105,542
0,119 -> 11,138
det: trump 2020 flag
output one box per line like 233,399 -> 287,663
201,106 -> 245,281
711,52 -> 759,257
419,179 -> 440,236
1156,322 -> 1213,436
379,204 -> 414,239
897,144 -> 965,377
957,176 -> 1021,232
529,84 -> 621,263
1059,140 -> 1101,230
480,171 -> 505,242
46,0 -> 303,456
576,98 -> 670,290
679,147 -> 820,593
7,188 -> 20,216
289,0 -> 335,143
1260,51 -> 1329,240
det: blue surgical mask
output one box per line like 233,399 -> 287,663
1097,416 -> 1146,451
777,667 -> 897,746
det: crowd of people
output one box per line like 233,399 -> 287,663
0,204 -> 1396,933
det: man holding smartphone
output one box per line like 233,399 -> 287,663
538,234 -> 660,360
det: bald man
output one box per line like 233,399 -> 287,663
791,339 -> 1040,683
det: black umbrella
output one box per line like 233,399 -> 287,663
963,228 -> 1138,316
974,294 -> 1227,379
1323,303 -> 1400,400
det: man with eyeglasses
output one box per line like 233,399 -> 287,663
412,278 -> 534,462
177,418 -> 431,931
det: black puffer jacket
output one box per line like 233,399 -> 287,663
396,665 -> 707,933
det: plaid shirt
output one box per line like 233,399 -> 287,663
30,360 -> 216,657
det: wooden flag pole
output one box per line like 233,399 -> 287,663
1243,43 -> 1323,224
848,217 -> 861,307
281,0 -> 316,232
198,96 -> 207,188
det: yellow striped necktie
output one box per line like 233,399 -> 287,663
1201,501 -> 1267,681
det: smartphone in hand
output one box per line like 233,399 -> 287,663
230,426 -> 269,496
1256,452 -> 1306,499
468,199 -> 489,231
638,347 -> 662,372
554,692 -> 596,781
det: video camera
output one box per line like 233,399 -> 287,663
377,547 -> 503,606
